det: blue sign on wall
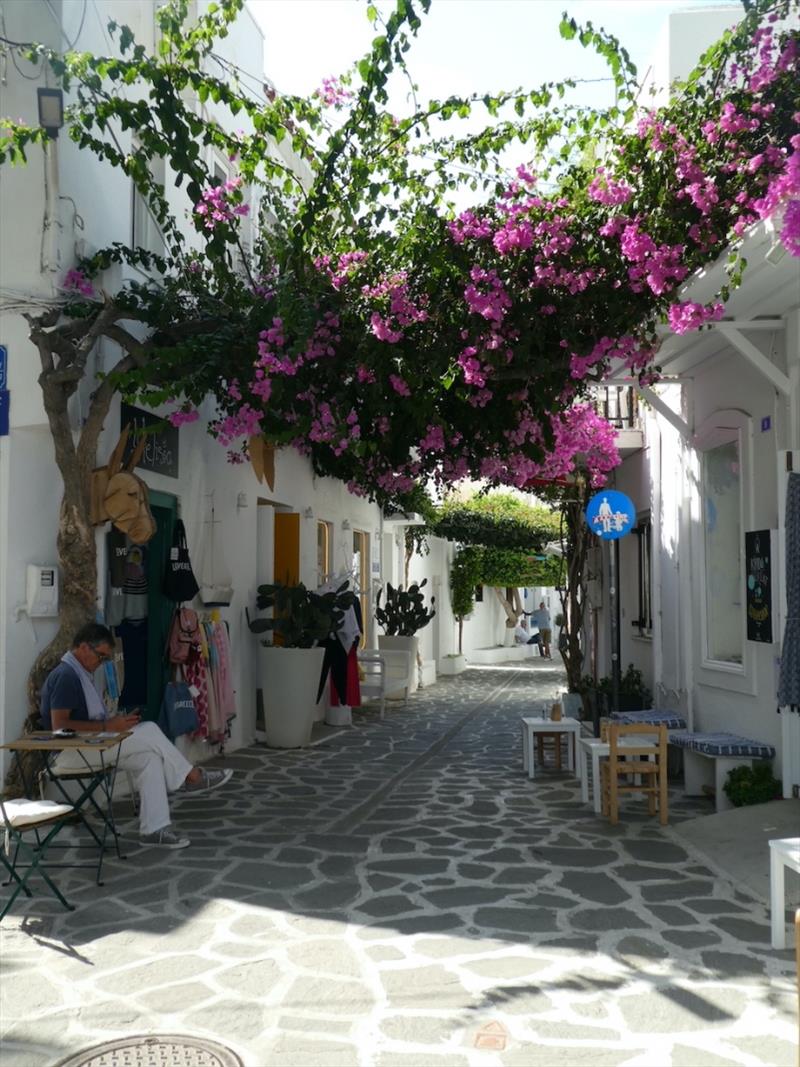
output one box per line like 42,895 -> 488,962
586,489 -> 635,540
0,345 -> 7,390
0,390 -> 9,437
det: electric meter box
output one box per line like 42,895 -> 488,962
26,564 -> 59,617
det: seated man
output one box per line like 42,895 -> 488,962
514,619 -> 541,652
40,623 -> 232,850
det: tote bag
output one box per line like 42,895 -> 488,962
159,680 -> 199,742
163,519 -> 200,602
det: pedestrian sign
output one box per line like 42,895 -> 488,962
586,489 -> 635,540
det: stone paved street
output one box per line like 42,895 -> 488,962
1,663 -> 798,1066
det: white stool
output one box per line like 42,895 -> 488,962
769,837 -> 800,949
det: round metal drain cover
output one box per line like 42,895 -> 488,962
56,1035 -> 244,1067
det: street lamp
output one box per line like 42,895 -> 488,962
37,88 -> 64,138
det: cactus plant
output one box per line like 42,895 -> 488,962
375,580 -> 436,637
247,581 -> 356,648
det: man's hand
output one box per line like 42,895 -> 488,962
107,712 -> 141,731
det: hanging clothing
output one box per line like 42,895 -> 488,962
329,645 -> 361,708
176,616 -> 235,743
323,597 -> 363,706
211,621 -> 236,725
106,531 -> 148,626
117,618 -> 149,709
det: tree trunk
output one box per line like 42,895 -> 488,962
559,483 -> 592,694
4,319 -> 116,797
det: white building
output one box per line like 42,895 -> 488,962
590,9 -> 800,793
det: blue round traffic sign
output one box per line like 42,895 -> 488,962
586,490 -> 636,540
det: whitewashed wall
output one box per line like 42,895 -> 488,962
0,0 -> 384,774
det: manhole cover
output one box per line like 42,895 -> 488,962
55,1035 -> 244,1067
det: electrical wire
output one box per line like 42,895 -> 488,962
0,6 -> 41,80
44,0 -> 87,51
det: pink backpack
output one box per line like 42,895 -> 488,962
168,607 -> 201,664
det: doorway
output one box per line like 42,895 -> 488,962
144,491 -> 178,721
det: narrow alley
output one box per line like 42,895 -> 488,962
1,665 -> 797,1067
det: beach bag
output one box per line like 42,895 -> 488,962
168,607 -> 201,665
163,519 -> 200,602
159,680 -> 199,741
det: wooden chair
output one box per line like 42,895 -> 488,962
535,732 -> 569,771
600,722 -> 668,826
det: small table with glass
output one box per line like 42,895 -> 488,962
520,708 -> 582,779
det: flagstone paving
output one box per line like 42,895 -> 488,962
1,663 -> 797,1067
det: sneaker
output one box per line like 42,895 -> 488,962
139,827 -> 190,850
181,768 -> 233,796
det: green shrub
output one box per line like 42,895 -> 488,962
723,763 -> 780,807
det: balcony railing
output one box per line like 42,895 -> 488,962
592,385 -> 641,430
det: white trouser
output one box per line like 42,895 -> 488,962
51,721 -> 193,835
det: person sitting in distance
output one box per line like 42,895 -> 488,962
40,622 -> 232,850
514,618 -> 541,652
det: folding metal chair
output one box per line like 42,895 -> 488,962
0,797 -> 76,920
357,651 -> 387,718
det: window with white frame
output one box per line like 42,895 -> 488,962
633,515 -> 652,637
702,437 -> 743,665
131,143 -> 165,258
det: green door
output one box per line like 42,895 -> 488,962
145,491 -> 179,722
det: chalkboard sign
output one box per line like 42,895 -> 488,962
120,403 -> 179,479
745,529 -> 773,643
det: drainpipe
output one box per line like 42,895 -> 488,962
652,412 -> 664,701
681,384 -> 696,733
40,137 -> 61,291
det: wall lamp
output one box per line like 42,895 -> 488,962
37,88 -> 64,139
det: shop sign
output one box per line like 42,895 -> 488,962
120,402 -> 179,479
745,529 -> 774,643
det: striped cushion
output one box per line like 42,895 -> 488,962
611,709 -> 687,730
668,730 -> 775,759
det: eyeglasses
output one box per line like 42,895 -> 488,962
90,646 -> 112,663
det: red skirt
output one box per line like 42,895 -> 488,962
330,645 -> 361,707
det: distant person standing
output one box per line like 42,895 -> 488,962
532,601 -> 552,658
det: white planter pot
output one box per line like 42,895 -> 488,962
325,704 -> 352,727
378,634 -> 418,696
260,646 -> 325,748
439,654 -> 466,676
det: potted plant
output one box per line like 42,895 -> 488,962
375,580 -> 436,695
723,763 -> 781,807
439,652 -> 467,676
247,581 -> 356,747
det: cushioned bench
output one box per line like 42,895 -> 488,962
611,709 -> 687,730
669,730 -> 776,812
